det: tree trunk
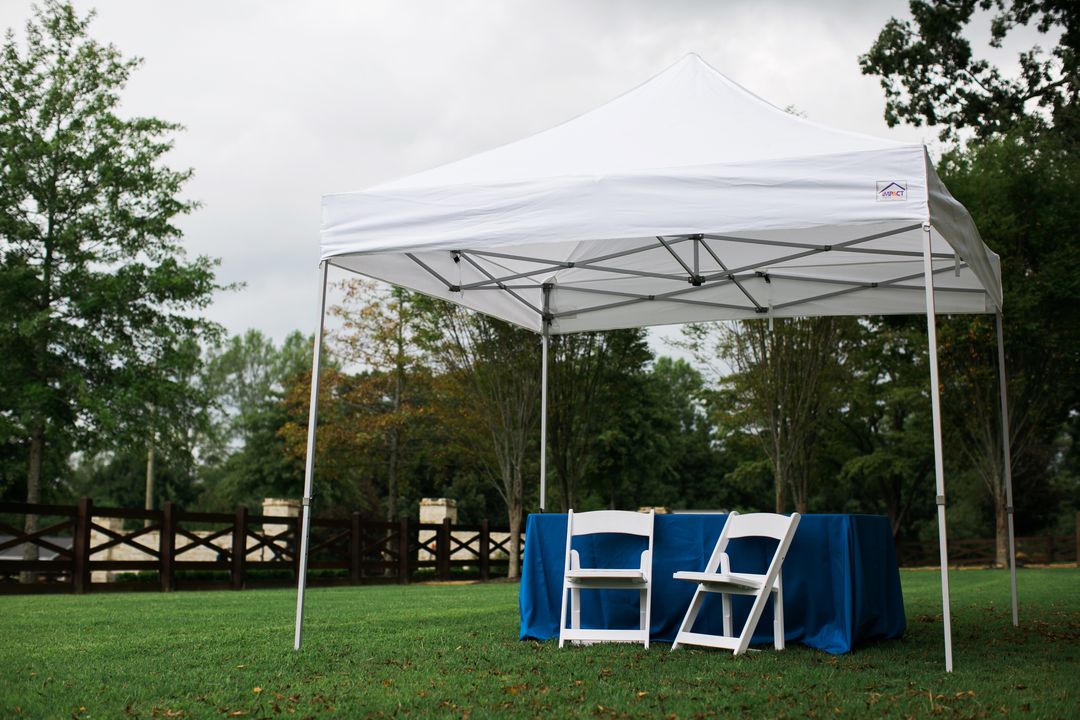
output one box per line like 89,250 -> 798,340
387,426 -> 399,522
774,472 -> 785,513
507,496 -> 522,579
144,437 -> 155,529
773,433 -> 786,513
20,419 -> 45,583
387,327 -> 405,523
559,465 -> 571,513
995,484 -> 1008,568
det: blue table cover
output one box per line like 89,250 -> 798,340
519,513 -> 905,654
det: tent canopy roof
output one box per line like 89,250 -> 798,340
321,54 -> 1001,334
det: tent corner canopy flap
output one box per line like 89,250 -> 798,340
300,53 -> 1012,670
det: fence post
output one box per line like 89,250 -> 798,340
231,505 -> 248,590
160,502 -> 176,592
479,519 -> 490,581
398,517 -> 410,584
72,496 -> 93,594
437,517 -> 451,581
350,511 -> 361,585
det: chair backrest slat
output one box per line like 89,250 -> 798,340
569,509 -> 653,538
723,512 -> 797,541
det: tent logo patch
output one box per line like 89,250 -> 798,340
876,181 -> 908,201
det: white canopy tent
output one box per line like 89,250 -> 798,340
297,54 -> 1017,671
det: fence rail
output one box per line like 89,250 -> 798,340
0,499 -> 522,594
897,527 -> 1078,568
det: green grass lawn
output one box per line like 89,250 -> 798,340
1,568 -> 1077,719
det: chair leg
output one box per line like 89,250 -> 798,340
640,588 -> 649,649
672,586 -> 707,650
734,583 -> 775,656
773,580 -> 785,651
722,593 -> 732,638
571,588 -> 581,632
558,583 -> 569,648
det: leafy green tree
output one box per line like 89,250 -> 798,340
413,300 -> 539,579
862,1 -> 1080,556
681,318 -> 851,513
593,357 -> 727,512
330,279 -> 430,522
113,335 -> 211,512
0,2 -> 224,565
279,366 -> 382,517
827,318 -> 936,538
199,330 -> 309,509
204,330 -> 309,452
860,0 -> 1079,142
935,133 -> 1080,559
546,329 -> 651,511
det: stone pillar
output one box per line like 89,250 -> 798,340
419,498 -> 457,563
420,498 -> 458,525
262,498 -> 300,562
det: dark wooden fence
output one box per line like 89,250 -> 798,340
896,514 -> 1079,568
0,499 -> 522,594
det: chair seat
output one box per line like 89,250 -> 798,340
673,570 -> 767,591
567,568 -> 646,584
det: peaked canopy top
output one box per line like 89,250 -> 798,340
321,54 -> 1002,334
376,53 -> 904,189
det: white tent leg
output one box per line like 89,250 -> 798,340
294,261 -> 330,651
539,285 -> 551,512
995,311 -> 1018,627
922,226 -> 954,672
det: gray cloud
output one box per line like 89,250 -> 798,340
1,0 -> 1046,354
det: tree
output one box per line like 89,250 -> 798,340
934,132 -> 1080,561
278,366 -> 384,517
414,300 -> 539,578
860,0 -> 1080,142
831,318 -> 936,538
330,279 -> 429,522
589,356 -> 726,512
682,318 -> 848,513
862,1 -> 1080,556
0,2 -> 224,570
545,329 -> 651,511
204,330 -> 310,451
199,330 -> 310,509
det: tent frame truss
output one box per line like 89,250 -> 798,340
399,223 -> 977,325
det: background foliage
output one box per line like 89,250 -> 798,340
2,1 -> 1078,562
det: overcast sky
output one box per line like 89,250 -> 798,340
1,0 -> 1039,358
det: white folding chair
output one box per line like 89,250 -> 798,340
558,509 -> 655,648
671,511 -> 801,655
